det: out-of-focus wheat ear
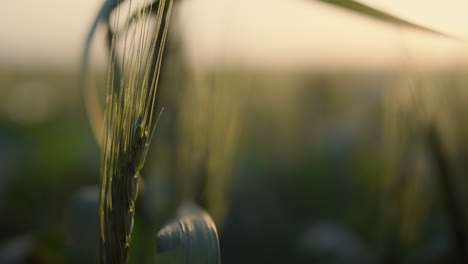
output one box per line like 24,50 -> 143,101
156,202 -> 221,264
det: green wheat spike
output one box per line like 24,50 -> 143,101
98,0 -> 173,263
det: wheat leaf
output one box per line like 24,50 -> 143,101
318,0 -> 462,40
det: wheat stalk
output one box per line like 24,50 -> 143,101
97,0 -> 173,263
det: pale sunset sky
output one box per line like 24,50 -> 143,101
0,0 -> 467,69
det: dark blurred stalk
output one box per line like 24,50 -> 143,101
427,124 -> 468,263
